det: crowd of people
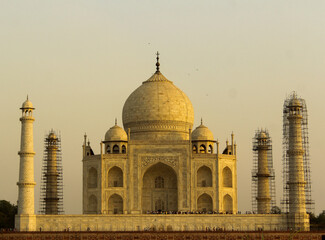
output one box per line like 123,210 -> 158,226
144,210 -> 278,215
145,210 -> 235,215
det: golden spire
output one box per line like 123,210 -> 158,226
156,51 -> 160,73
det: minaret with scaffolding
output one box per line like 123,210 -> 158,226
39,130 -> 64,214
252,129 -> 276,214
282,92 -> 312,230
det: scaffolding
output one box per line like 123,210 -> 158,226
251,129 -> 276,213
281,93 -> 314,214
39,130 -> 64,214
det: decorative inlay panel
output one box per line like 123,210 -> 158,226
141,156 -> 178,168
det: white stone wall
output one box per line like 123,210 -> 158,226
83,141 -> 238,215
218,155 -> 237,213
32,214 -> 288,232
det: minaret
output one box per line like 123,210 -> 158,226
252,129 -> 276,214
16,97 -> 36,231
255,130 -> 271,214
286,94 -> 309,230
17,97 -> 36,215
39,131 -> 64,215
45,132 -> 59,214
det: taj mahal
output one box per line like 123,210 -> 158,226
15,54 -> 310,232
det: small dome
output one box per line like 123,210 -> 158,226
21,98 -> 34,109
105,124 -> 128,141
48,132 -> 57,139
289,97 -> 302,107
192,123 -> 214,141
257,131 -> 267,139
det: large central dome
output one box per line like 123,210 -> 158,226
122,65 -> 194,141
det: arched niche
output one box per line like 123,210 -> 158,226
199,144 -> 206,153
197,166 -> 212,187
88,167 -> 97,188
121,145 -> 126,153
106,145 -> 111,153
88,195 -> 97,213
112,145 -> 119,154
197,193 -> 212,212
108,166 -> 123,187
222,166 -> 232,188
208,144 -> 213,153
142,162 -> 177,213
108,194 -> 123,214
223,194 -> 233,213
192,145 -> 197,154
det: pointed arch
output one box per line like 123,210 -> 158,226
199,144 -> 206,153
108,166 -> 123,187
197,193 -> 212,212
88,167 -> 97,188
197,166 -> 212,187
108,194 -> 123,214
112,145 -> 119,154
142,162 -> 177,213
106,145 -> 111,153
208,144 -> 213,153
222,166 -> 232,188
223,194 -> 233,213
121,145 -> 126,153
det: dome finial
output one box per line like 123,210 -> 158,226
156,51 -> 160,73
27,94 -> 29,100
115,118 -> 117,126
201,118 -> 203,125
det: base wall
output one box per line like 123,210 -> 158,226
15,215 -> 36,231
17,214 -> 289,232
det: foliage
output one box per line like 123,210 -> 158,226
310,211 -> 325,230
0,200 -> 17,229
270,206 -> 281,214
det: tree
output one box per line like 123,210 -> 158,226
310,211 -> 325,230
271,206 -> 281,214
0,200 -> 17,229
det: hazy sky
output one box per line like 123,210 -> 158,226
1,0 -> 324,214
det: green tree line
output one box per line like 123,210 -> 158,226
310,211 -> 325,230
0,200 -> 17,230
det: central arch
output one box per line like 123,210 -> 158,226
142,162 -> 177,213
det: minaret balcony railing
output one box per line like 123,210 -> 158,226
19,116 -> 35,121
17,182 -> 36,186
256,173 -> 271,177
18,151 -> 36,156
287,149 -> 304,155
287,181 -> 306,185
